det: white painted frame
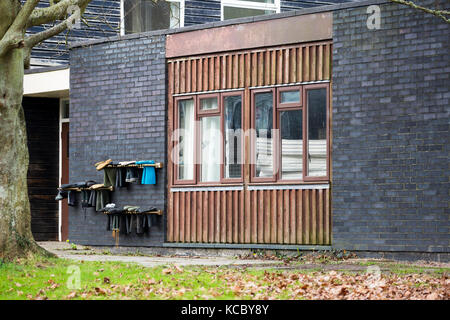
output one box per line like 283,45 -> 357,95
221,0 -> 281,20
58,98 -> 70,242
120,0 -> 185,36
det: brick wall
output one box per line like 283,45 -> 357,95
332,0 -> 449,256
69,33 -> 167,246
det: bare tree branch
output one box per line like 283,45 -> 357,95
27,0 -> 91,28
0,0 -> 40,58
25,15 -> 74,49
390,0 -> 450,24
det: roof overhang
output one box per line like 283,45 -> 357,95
23,66 -> 70,98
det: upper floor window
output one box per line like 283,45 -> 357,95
121,0 -> 184,35
221,0 -> 280,20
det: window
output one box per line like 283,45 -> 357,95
221,0 -> 280,20
172,84 -> 329,185
121,0 -> 184,35
173,92 -> 243,184
251,84 -> 329,182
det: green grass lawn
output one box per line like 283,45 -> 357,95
0,256 -> 448,300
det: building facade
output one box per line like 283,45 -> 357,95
27,0 -> 349,241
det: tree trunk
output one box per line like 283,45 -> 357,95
0,47 -> 48,261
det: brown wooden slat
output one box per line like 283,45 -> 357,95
221,191 -> 227,242
180,60 -> 186,94
290,48 -> 296,83
325,188 -> 330,245
198,58 -> 203,92
290,189 -> 296,244
203,58 -> 209,91
244,188 -> 251,243
317,45 -> 323,80
283,189 -> 290,244
180,190 -> 185,242
264,190 -> 271,244
251,190 -> 257,243
310,46 -> 316,82
233,54 -> 239,89
191,59 -> 197,92
297,47 -> 302,83
202,191 -> 208,242
283,49 -> 289,84
226,191 -> 232,243
239,54 -> 245,88
297,190 -> 303,245
251,53 -> 258,87
265,50 -> 271,85
186,191 -> 191,242
311,189 -> 317,244
197,191 -> 202,242
215,191 -> 221,242
222,55 -> 227,89
324,44 -> 330,80
318,189 -> 324,245
277,50 -> 283,84
245,53 -> 251,88
192,191 -> 197,242
174,61 -> 180,94
271,189 -> 277,243
186,59 -> 191,93
209,191 -> 215,243
167,191 -> 173,241
303,46 -> 309,82
215,56 -> 221,90
257,189 -> 264,243
227,55 -> 233,88
174,192 -> 179,242
258,52 -> 264,87
239,189 -> 245,243
277,190 -> 283,243
233,190 -> 239,243
304,189 -> 310,244
209,57 -> 214,91
271,50 -> 276,85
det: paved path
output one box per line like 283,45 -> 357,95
38,242 -> 283,268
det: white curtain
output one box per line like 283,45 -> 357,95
180,99 -> 194,180
201,116 -> 220,182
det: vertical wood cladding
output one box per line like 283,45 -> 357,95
167,41 -> 332,245
168,42 -> 332,94
23,97 -> 60,241
167,188 -> 331,245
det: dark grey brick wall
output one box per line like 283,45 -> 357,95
332,0 -> 449,254
69,34 -> 167,246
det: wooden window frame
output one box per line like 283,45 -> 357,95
277,85 -> 303,183
173,91 -> 245,186
303,83 -> 330,182
250,88 -> 277,183
173,95 -> 197,185
277,85 -> 302,109
197,94 -> 222,185
221,91 -> 244,183
250,84 -> 330,184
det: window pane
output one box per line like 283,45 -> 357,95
124,0 -> 179,34
255,92 -> 273,178
280,90 -> 300,104
223,6 -> 274,20
281,109 -> 303,180
201,116 -> 221,182
238,0 -> 275,3
224,95 -> 242,179
178,99 -> 195,180
200,97 -> 218,111
169,1 -> 180,29
307,88 -> 327,176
